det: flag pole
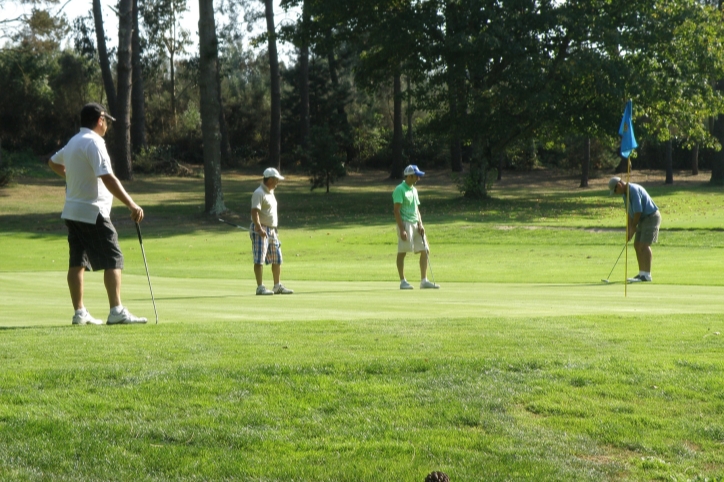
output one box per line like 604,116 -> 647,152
618,99 -> 637,297
625,159 -> 631,297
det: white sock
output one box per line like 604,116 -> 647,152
422,278 -> 429,282
273,283 -> 281,289
111,305 -> 124,315
75,308 -> 87,316
641,271 -> 651,277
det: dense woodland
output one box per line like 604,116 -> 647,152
3,0 -> 724,210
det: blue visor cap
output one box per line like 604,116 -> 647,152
403,165 -> 425,177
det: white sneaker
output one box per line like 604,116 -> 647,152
420,280 -> 440,289
72,311 -> 103,325
627,274 -> 652,283
256,285 -> 274,296
273,284 -> 293,294
107,308 -> 148,325
400,280 -> 413,290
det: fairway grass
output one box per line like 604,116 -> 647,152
1,168 -> 724,480
0,302 -> 722,480
3,274 -> 724,326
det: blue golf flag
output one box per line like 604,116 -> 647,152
618,100 -> 638,158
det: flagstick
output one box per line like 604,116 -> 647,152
625,159 -> 631,297
619,98 -> 637,297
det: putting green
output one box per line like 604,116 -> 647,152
2,272 -> 723,327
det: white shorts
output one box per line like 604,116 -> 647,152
397,221 -> 428,253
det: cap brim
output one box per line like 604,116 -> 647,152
104,113 -> 116,122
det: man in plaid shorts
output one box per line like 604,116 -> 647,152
250,168 -> 293,295
48,103 -> 148,325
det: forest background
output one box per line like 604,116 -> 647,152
4,0 -> 724,207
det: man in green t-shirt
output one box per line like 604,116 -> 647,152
392,165 -> 440,290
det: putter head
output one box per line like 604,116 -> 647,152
601,279 -> 610,283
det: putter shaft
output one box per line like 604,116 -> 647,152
423,234 -> 436,285
604,243 -> 627,281
219,218 -> 249,231
135,222 -> 159,324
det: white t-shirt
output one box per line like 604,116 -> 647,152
250,183 -> 277,228
51,128 -> 114,224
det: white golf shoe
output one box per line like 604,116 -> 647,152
72,311 -> 103,325
420,280 -> 440,289
627,274 -> 652,283
400,280 -> 413,290
273,284 -> 293,294
107,308 -> 147,325
256,285 -> 274,296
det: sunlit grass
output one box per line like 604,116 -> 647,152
1,168 -> 723,480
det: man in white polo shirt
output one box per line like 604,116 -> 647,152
48,103 -> 147,325
250,167 -> 293,295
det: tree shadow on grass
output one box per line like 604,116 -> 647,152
3,169 -> 723,236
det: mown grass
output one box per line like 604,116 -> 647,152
1,167 -> 723,481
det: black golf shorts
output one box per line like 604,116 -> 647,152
65,214 -> 124,271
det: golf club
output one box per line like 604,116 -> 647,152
601,243 -> 627,283
423,233 -> 436,286
218,218 -> 249,231
135,222 -> 158,324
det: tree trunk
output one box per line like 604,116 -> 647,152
216,64 -> 232,167
115,0 -> 134,180
299,1 -> 310,148
406,77 -> 413,145
497,151 -> 503,181
712,113 -> 724,184
665,139 -> 673,184
390,72 -> 404,179
448,77 -> 462,172
406,76 -> 413,163
580,137 -> 590,187
446,0 -> 463,173
264,0 -> 281,169
131,0 -> 146,153
326,40 -> 354,164
198,0 -> 226,214
92,0 -> 117,117
170,49 -> 176,123
691,143 -> 699,176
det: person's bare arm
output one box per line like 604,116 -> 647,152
48,160 -> 66,179
251,208 -> 267,238
627,212 -> 641,242
394,203 -> 408,241
416,206 -> 425,236
100,173 -> 144,223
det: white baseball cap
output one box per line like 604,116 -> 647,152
608,176 -> 621,195
263,167 -> 284,180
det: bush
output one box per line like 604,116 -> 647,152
0,149 -> 52,181
454,151 -> 497,199
302,126 -> 347,193
133,146 -> 198,177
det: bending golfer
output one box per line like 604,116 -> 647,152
393,165 -> 440,290
48,103 -> 147,325
609,177 -> 662,283
250,168 -> 293,295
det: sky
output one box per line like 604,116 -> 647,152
1,0 -> 298,59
